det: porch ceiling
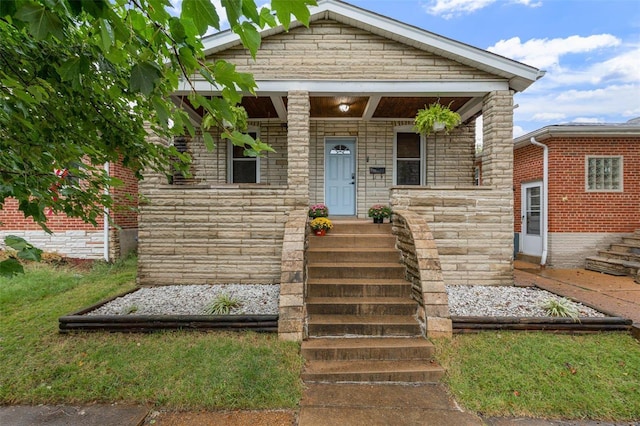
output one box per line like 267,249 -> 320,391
177,95 -> 475,123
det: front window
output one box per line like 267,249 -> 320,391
586,156 -> 622,192
395,131 -> 423,185
228,131 -> 259,183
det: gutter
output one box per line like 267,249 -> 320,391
103,162 -> 110,262
529,137 -> 548,266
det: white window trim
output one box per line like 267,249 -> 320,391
585,155 -> 623,193
393,125 -> 425,186
227,126 -> 260,183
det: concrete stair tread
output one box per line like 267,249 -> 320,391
307,247 -> 398,253
304,360 -> 442,374
302,337 -> 432,350
306,297 -> 414,305
308,315 -> 418,325
308,278 -> 409,284
586,255 -> 640,268
598,250 -> 640,260
309,262 -> 403,268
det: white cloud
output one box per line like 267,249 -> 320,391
422,0 -> 540,19
531,112 -> 566,121
488,34 -> 621,70
512,125 -> 526,138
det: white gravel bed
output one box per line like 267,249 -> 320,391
86,284 -> 279,316
85,284 -> 605,318
446,285 -> 605,318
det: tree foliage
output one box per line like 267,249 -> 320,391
0,0 -> 316,231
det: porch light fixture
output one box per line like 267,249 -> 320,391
338,103 -> 350,113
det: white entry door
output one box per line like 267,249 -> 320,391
325,139 -> 356,216
521,181 -> 543,256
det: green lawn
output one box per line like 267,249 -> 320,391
0,257 -> 303,410
435,332 -> 640,421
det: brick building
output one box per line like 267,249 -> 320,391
0,162 -> 139,261
139,0 -> 543,339
513,119 -> 640,268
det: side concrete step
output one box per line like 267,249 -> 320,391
308,314 -> 422,337
302,337 -> 435,361
306,297 -> 416,315
597,250 -> 640,263
585,256 -> 640,277
307,279 -> 411,298
301,360 -> 444,383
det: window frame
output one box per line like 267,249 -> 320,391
393,126 -> 425,186
585,155 -> 623,193
227,127 -> 261,184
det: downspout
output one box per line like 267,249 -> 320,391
529,137 -> 548,266
103,162 -> 110,262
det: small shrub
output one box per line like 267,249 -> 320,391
122,305 -> 138,314
203,293 -> 242,315
541,297 -> 580,321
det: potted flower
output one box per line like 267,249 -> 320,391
309,217 -> 333,236
368,204 -> 392,223
308,203 -> 329,218
413,102 -> 461,136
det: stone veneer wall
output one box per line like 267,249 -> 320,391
308,121 -> 475,217
392,210 -> 452,338
391,187 -> 513,286
547,232 -> 629,268
0,229 -> 105,259
278,209 -> 308,341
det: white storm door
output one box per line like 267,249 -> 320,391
521,182 -> 543,256
325,139 -> 356,216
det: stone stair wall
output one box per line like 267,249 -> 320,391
585,230 -> 640,283
301,220 -> 445,383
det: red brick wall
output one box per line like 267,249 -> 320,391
0,162 -> 138,231
513,144 -> 543,232
514,137 -> 640,234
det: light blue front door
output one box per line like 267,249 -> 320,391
325,139 -> 356,216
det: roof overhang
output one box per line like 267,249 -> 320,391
514,124 -> 640,149
201,0 -> 544,93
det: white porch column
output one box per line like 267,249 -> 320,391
286,90 -> 310,206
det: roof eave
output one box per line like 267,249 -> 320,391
514,124 -> 640,149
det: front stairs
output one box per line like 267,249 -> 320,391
301,220 -> 445,383
585,230 -> 640,283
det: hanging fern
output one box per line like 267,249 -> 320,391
414,102 -> 461,136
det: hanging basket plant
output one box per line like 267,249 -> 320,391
414,102 -> 462,136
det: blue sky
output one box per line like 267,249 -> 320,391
346,0 -> 640,136
175,0 -> 640,137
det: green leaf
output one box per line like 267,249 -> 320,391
222,0 -> 242,27
0,258 -> 24,278
168,17 -> 186,43
202,132 -> 216,151
57,57 -> 82,82
181,0 -> 220,35
15,3 -> 64,40
271,0 -> 316,30
130,62 -> 161,95
99,18 -> 114,52
234,21 -> 261,59
259,7 -> 277,28
4,235 -> 29,251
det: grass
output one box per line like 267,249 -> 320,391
434,332 -> 640,421
0,257 -> 303,410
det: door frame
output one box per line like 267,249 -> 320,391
324,137 -> 357,216
520,180 -> 543,257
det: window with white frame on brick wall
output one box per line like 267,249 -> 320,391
585,155 -> 623,192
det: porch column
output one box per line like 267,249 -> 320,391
482,90 -> 514,189
286,90 -> 310,206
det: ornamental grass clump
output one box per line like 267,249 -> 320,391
203,293 -> 242,315
309,217 -> 333,231
308,203 -> 329,218
540,297 -> 580,321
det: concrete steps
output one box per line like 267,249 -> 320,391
302,220 -> 444,384
585,230 -> 640,283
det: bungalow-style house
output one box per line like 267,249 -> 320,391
0,162 -> 138,262
138,0 -> 543,340
513,119 -> 640,276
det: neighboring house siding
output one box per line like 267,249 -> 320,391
0,163 -> 139,260
216,20 -> 496,81
514,134 -> 640,268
